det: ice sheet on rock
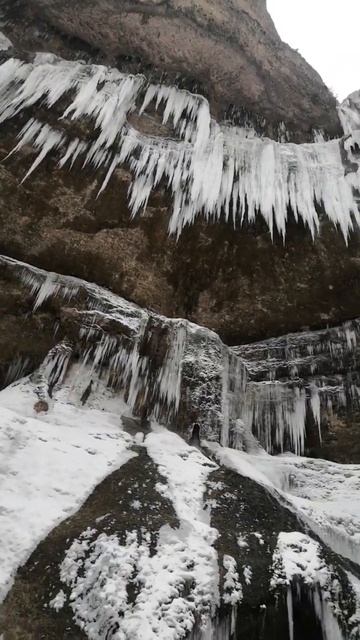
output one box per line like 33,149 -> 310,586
0,373 -> 134,602
207,443 -> 360,568
53,427 -> 220,639
0,54 -> 360,240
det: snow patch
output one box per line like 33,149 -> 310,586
0,375 -> 134,602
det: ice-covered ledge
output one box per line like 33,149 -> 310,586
2,254 -> 360,460
0,52 -> 359,241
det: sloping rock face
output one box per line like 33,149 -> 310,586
6,0 -> 339,138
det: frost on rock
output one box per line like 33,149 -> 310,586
271,532 -> 353,640
222,555 -> 243,605
0,53 -> 359,239
243,566 -> 252,585
49,589 -> 66,612
0,32 -> 12,51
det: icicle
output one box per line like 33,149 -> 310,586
3,355 -> 31,386
156,322 -> 186,419
312,587 -> 346,640
286,586 -> 294,640
238,381 -> 307,455
310,384 -> 322,443
21,124 -> 64,182
221,352 -> 230,447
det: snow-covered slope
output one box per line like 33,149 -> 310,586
0,371 -> 135,601
1,259 -> 360,639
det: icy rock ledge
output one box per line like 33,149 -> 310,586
2,254 -> 360,459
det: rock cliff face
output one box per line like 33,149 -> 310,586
0,33 -> 357,344
6,0 -> 340,138
1,2 -> 360,639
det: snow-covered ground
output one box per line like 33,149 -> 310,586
0,369 -> 227,639
1,364 -> 360,639
0,371 -> 135,601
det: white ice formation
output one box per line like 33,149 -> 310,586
0,53 -> 359,239
2,254 -> 360,458
271,532 -> 347,640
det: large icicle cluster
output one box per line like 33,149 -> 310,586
0,255 -> 239,440
3,254 -> 360,457
0,52 -> 359,238
231,320 -> 360,455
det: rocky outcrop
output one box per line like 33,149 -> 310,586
3,0 -> 340,139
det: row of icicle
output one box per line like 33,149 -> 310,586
0,53 -> 359,239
